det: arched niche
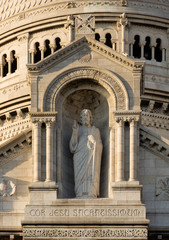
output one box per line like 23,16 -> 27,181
43,67 -> 129,198
56,79 -> 111,198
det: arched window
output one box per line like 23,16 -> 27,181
34,42 -> 41,63
144,36 -> 151,60
133,35 -> 141,58
95,33 -> 100,42
55,38 -> 61,51
44,39 -> 51,58
2,54 -> 8,77
11,50 -> 17,73
155,38 -> 162,62
105,33 -> 112,48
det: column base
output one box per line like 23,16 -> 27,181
112,181 -> 142,202
29,181 -> 58,204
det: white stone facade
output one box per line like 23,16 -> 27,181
0,1 -> 169,239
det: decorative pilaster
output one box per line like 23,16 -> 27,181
46,120 -> 54,182
129,118 -> 139,181
119,13 -> 128,54
116,118 -> 124,182
65,15 -> 75,42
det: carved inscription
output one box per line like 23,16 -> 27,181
26,207 -> 144,218
23,227 -> 148,238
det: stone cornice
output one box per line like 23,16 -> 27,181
27,36 -> 144,74
140,126 -> 169,161
0,129 -> 32,167
141,111 -> 169,130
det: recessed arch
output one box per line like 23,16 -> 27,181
43,67 -> 129,112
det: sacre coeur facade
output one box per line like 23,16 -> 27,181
0,0 -> 169,239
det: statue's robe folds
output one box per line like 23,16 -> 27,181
70,125 -> 102,198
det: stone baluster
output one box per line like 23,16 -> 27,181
112,41 -> 116,51
140,41 -> 145,59
33,121 -> 42,182
39,46 -> 45,60
46,120 -> 54,182
116,118 -> 124,181
49,44 -> 55,54
129,42 -> 133,57
129,119 -> 138,181
151,43 -> 156,61
162,48 -> 166,62
0,62 -> 3,77
29,49 -> 35,64
7,58 -> 11,74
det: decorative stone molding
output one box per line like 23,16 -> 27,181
141,112 -> 169,130
0,130 -> 32,167
44,67 -> 129,111
27,36 -> 144,73
0,178 -> 16,197
140,126 -> 169,160
23,226 -> 148,239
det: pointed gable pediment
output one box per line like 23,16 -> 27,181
27,36 -> 144,74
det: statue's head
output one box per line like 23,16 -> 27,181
80,109 -> 93,126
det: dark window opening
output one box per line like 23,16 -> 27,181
95,33 -> 100,42
55,38 -> 62,51
133,35 -> 141,58
11,50 -> 17,73
44,39 -> 51,58
155,38 -> 162,62
105,33 -> 112,48
144,36 -> 151,60
34,42 -> 41,63
2,54 -> 8,77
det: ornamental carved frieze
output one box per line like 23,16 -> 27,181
44,68 -> 128,111
23,227 -> 148,239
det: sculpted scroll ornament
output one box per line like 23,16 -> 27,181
156,177 -> 169,200
0,179 -> 16,197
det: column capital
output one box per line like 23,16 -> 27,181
114,110 -> 141,122
31,112 -> 57,124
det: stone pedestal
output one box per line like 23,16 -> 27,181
22,199 -> 149,240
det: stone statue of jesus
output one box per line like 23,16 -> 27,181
69,109 -> 103,199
